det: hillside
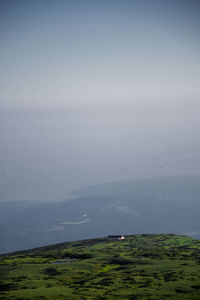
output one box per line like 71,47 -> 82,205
0,234 -> 200,299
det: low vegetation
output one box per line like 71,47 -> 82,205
0,234 -> 200,299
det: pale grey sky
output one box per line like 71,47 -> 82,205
0,0 -> 200,110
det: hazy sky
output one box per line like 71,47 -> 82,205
0,0 -> 200,110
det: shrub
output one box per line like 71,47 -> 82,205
44,267 -> 59,276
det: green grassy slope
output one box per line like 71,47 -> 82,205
0,234 -> 200,299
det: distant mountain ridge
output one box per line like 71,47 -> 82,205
0,175 -> 200,254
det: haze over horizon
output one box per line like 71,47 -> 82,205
1,1 -> 200,255
0,0 -> 200,199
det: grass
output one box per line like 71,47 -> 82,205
0,234 -> 200,299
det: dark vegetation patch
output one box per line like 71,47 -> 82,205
62,252 -> 92,259
44,267 -> 60,276
0,282 -> 16,291
108,256 -> 134,265
175,286 -> 193,293
191,284 -> 200,289
163,271 -> 178,282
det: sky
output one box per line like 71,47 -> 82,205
1,0 -> 200,256
0,0 -> 200,110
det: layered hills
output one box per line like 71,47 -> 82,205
0,175 -> 200,254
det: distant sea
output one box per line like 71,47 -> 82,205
1,108 -> 200,203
